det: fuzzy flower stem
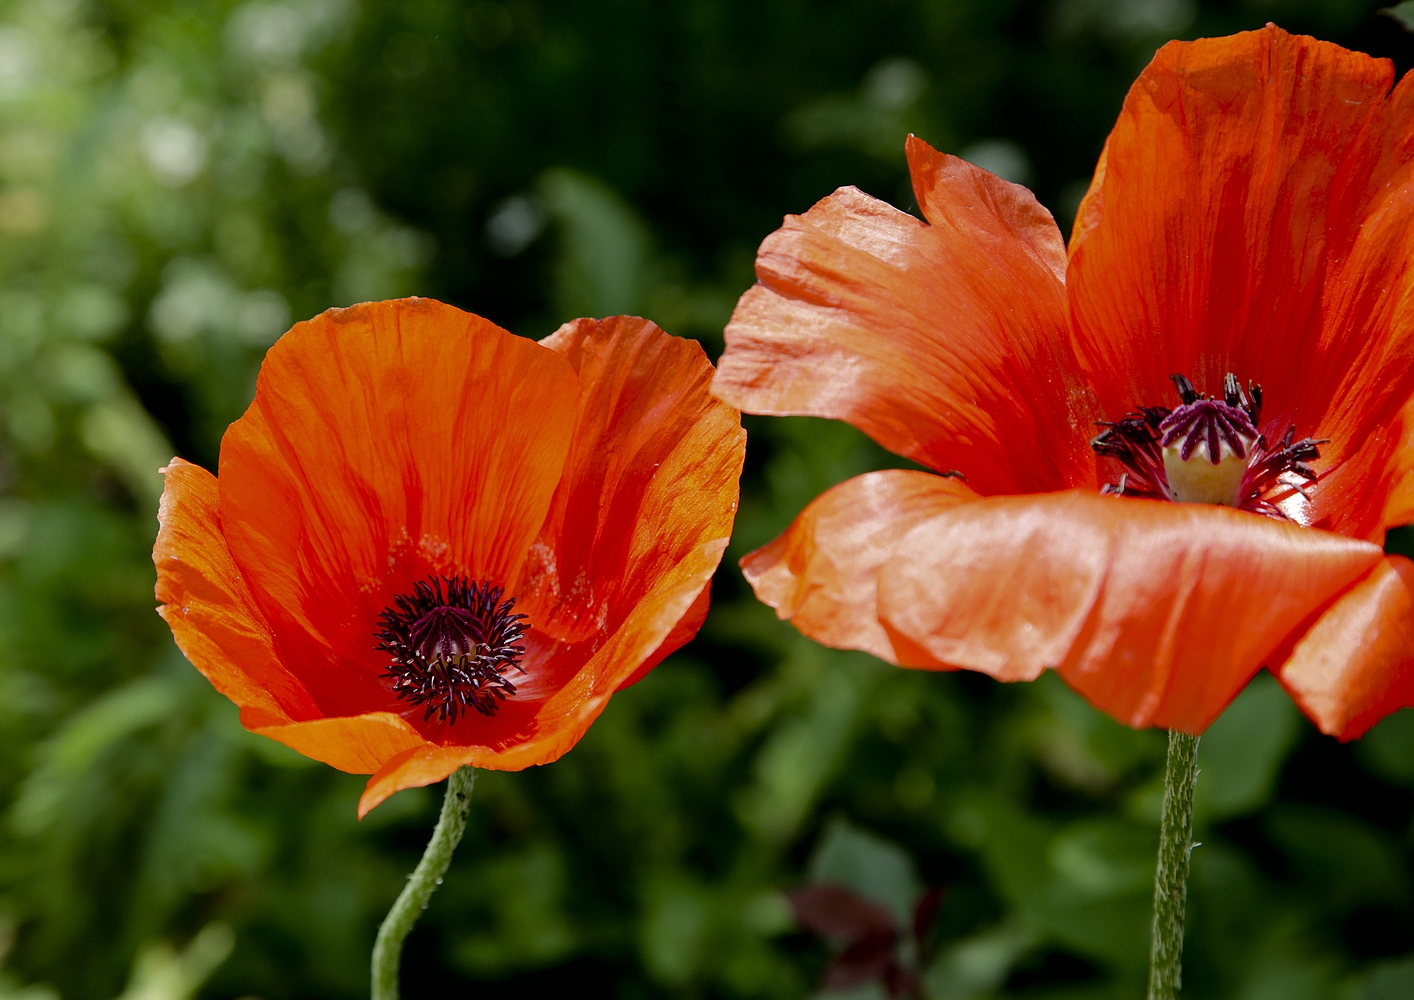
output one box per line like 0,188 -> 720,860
371,766 -> 477,1000
1148,731 -> 1200,1000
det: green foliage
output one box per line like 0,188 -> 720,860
0,1 -> 1412,999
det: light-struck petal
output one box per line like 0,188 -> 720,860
154,458 -> 318,730
1275,556 -> 1414,740
217,298 -> 581,720
358,744 -> 476,819
1380,396 -> 1414,530
875,491 -> 1382,732
617,579 -> 713,691
393,316 -> 746,765
1069,26 -> 1414,535
714,136 -> 1095,496
741,469 -> 979,663
257,712 -> 429,777
523,314 -> 743,664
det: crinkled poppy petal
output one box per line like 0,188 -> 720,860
256,712 -> 429,777
217,298 -> 580,720
713,136 -> 1094,496
1292,409 -> 1405,541
741,469 -> 979,664
521,315 -> 743,666
509,536 -> 731,767
875,491 -> 1382,732
1380,396 -> 1414,530
617,578 -> 712,691
1068,26 -> 1414,530
358,743 -> 476,819
1275,556 -> 1414,740
394,317 -> 745,759
153,457 -> 318,730
366,535 -> 730,802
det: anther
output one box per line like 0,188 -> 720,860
1092,371 -> 1323,519
375,576 -> 527,723
1158,395 -> 1258,506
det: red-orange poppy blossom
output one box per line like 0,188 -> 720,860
154,298 -> 745,816
713,26 -> 1414,740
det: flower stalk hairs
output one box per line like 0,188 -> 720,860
153,298 -> 745,998
713,26 -> 1414,999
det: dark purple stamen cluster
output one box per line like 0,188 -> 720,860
376,576 -> 527,723
1090,371 -> 1327,518
1157,374 -> 1257,463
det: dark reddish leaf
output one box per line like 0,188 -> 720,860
824,929 -> 898,990
913,887 -> 944,947
884,961 -> 921,999
787,884 -> 897,940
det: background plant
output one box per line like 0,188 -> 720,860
1,1 -> 1413,998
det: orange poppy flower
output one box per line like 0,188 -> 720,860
713,26 -> 1414,740
154,298 -> 745,816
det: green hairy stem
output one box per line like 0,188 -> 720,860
370,766 -> 477,1000
1148,731 -> 1201,1000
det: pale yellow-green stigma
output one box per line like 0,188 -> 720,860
1091,372 -> 1326,521
1156,383 -> 1258,506
1161,429 -> 1254,505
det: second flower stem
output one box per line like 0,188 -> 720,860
370,765 -> 477,1000
1148,731 -> 1200,1000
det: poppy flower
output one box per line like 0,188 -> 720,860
713,26 -> 1414,740
154,298 -> 745,816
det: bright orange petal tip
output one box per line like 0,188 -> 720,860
1275,556 -> 1414,742
717,25 -> 1414,736
154,301 -> 745,815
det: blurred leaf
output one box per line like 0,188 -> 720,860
1346,955 -> 1414,999
78,396 -> 171,510
449,843 -> 577,976
538,168 -> 651,320
1266,806 -> 1408,911
805,819 -> 920,931
1194,672 -> 1302,823
735,647 -> 882,844
11,677 -> 181,837
1382,2 -> 1414,32
923,919 -> 1035,1000
115,923 -> 233,1000
1357,709 -> 1414,787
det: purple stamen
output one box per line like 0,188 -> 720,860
1090,371 -> 1324,519
376,576 -> 527,724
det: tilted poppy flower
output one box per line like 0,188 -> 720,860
713,26 -> 1414,739
154,298 -> 745,816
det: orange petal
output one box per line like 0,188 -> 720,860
506,534 -> 731,770
714,136 -> 1095,496
616,578 -> 712,691
1275,556 -> 1414,740
875,491 -> 1382,732
255,712 -> 428,776
1068,26 -> 1414,531
525,315 -> 743,655
1380,395 -> 1414,530
368,538 -> 731,791
392,317 -> 745,764
358,743 -> 478,819
153,458 -> 318,729
741,469 -> 979,663
217,298 -> 581,719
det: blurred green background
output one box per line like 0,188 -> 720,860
2,0 -> 1414,998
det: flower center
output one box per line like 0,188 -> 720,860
1158,396 -> 1257,506
1091,372 -> 1326,519
375,576 -> 528,723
